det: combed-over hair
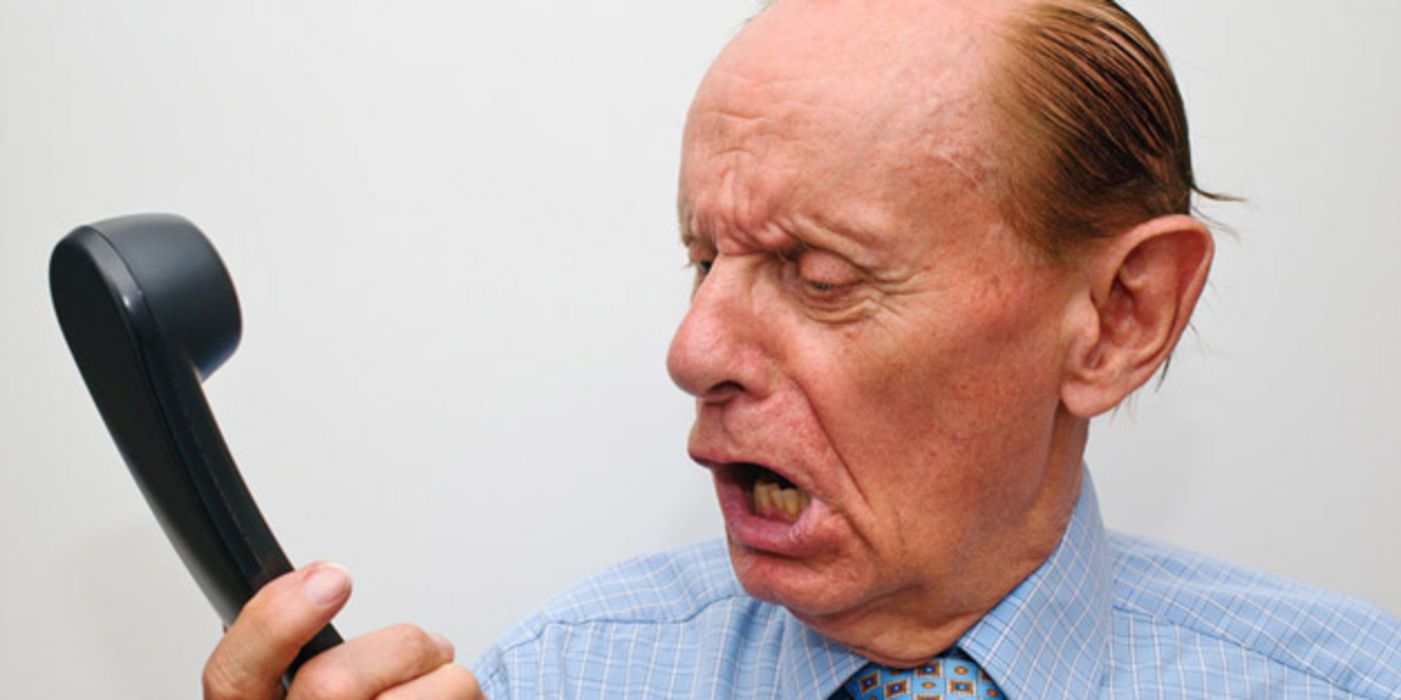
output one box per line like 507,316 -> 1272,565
991,0 -> 1226,258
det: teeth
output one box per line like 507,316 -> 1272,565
751,473 -> 811,521
755,481 -> 772,511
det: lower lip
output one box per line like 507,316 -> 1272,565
713,472 -> 823,557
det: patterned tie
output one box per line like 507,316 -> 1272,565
837,649 -> 1005,699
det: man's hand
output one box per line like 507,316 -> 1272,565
202,562 -> 482,699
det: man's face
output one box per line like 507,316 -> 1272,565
667,0 -> 1085,641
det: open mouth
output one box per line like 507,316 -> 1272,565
737,463 -> 812,522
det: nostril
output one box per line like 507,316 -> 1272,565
702,380 -> 745,402
666,268 -> 769,401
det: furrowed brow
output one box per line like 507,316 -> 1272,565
679,212 -> 711,248
677,205 -> 695,246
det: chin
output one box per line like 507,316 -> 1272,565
726,537 -> 869,617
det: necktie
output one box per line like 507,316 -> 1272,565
838,649 -> 1005,699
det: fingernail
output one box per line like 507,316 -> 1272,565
304,563 -> 351,606
429,632 -> 455,658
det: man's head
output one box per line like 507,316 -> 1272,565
666,0 -> 1213,665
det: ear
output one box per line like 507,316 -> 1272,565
1060,214 -> 1214,418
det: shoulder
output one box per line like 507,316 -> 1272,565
1105,531 -> 1401,699
469,538 -> 777,698
495,537 -> 747,634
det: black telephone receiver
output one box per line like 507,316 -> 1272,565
49,213 -> 341,681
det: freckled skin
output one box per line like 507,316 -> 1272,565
666,0 -> 1091,667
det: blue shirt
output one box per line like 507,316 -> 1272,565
470,474 -> 1401,698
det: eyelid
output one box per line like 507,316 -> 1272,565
795,247 -> 861,289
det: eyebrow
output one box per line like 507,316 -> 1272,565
677,208 -> 703,247
676,210 -> 865,266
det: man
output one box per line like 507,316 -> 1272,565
202,0 -> 1401,698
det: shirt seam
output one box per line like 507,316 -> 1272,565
478,663 -> 504,694
1110,602 -> 1383,699
493,590 -> 755,658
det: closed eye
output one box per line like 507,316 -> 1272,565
795,248 -> 860,296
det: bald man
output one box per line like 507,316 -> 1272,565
202,1 -> 1401,698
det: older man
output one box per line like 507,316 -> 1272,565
203,0 -> 1401,698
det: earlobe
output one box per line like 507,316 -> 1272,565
1060,215 -> 1214,417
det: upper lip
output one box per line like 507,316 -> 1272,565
689,451 -> 807,492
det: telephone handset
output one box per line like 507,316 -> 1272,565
49,213 -> 341,680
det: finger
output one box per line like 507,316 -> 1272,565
288,624 -> 455,700
204,563 -> 353,700
374,664 -> 483,700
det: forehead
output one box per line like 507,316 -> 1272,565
679,0 -> 1009,246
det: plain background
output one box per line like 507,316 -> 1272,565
2,1 -> 1397,696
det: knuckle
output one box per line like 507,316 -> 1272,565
291,665 -> 358,700
243,599 -> 298,646
237,590 -> 313,652
387,623 -> 436,660
238,607 -> 277,644
201,654 -> 251,700
373,664 -> 479,700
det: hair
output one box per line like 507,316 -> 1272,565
989,0 -> 1231,259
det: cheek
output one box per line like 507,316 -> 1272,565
792,278 -> 1067,497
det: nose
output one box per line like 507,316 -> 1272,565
666,260 -> 771,404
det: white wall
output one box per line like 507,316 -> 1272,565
1,1 -> 1396,697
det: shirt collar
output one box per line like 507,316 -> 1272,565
777,616 -> 870,699
770,468 -> 1112,699
957,467 -> 1113,700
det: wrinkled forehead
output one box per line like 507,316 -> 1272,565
679,0 -> 1008,234
707,0 -> 995,105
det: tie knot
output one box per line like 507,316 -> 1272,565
839,649 -> 1005,699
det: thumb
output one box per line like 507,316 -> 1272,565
204,563 -> 351,700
